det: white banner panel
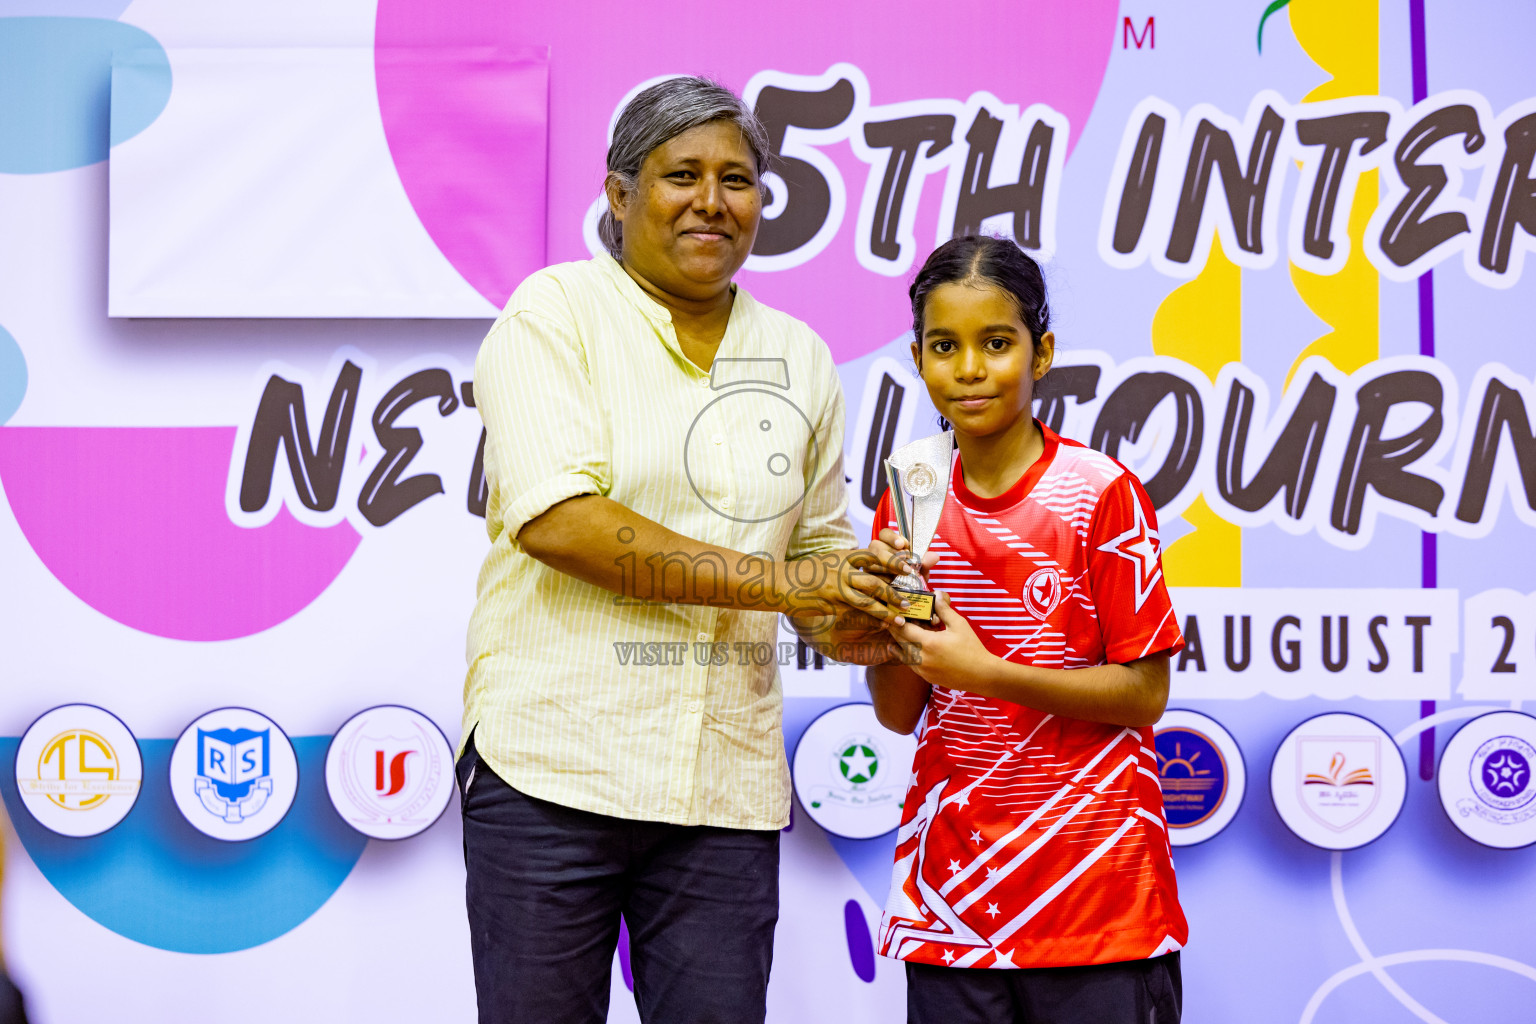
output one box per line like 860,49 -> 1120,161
107,46 -> 547,317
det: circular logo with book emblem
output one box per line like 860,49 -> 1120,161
169,707 -> 298,842
1270,713 -> 1406,850
1154,710 -> 1245,846
16,704 -> 142,837
793,703 -> 916,839
1438,710 -> 1536,849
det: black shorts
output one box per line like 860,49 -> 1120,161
906,951 -> 1182,1024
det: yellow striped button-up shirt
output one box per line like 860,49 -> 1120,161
465,254 -> 855,829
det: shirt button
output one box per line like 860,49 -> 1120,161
698,377 -> 711,388
686,700 -> 702,714
696,632 -> 709,643
711,433 -> 724,445
719,497 -> 732,510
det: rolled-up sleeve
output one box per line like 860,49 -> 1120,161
474,304 -> 611,544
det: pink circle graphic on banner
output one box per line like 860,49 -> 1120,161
373,0 -> 1117,359
0,426 -> 360,641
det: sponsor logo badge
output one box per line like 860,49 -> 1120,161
1270,713 -> 1406,849
170,708 -> 298,841
792,703 -> 917,839
1437,710 -> 1536,849
15,705 -> 142,837
1298,738 -> 1380,832
324,705 -> 455,840
1154,710 -> 1245,845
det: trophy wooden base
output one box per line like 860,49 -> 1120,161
894,585 -> 936,625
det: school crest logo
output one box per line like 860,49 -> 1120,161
1438,711 -> 1536,849
170,708 -> 298,841
1298,739 -> 1379,833
15,705 -> 143,837
1270,713 -> 1405,850
325,705 -> 455,840
793,703 -> 917,840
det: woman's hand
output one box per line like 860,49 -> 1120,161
782,543 -> 929,663
886,592 -> 997,692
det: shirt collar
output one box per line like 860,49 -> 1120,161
595,252 -> 750,329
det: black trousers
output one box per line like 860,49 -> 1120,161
457,734 -> 780,1024
906,952 -> 1182,1024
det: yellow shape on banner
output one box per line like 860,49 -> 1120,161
1287,0 -> 1381,383
1166,496 -> 1241,588
1287,174 -> 1380,383
1151,242 -> 1241,586
1290,0 -> 1378,104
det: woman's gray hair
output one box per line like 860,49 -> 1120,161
598,76 -> 771,260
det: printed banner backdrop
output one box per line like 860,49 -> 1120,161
1,0 -> 1534,1022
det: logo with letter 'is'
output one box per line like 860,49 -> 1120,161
170,708 -> 299,841
15,705 -> 143,837
325,705 -> 455,840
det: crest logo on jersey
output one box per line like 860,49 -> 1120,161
1021,567 -> 1063,619
170,708 -> 299,841
792,703 -> 916,840
1438,711 -> 1536,849
1093,496 -> 1162,612
1270,713 -> 1405,850
325,705 -> 455,840
16,705 -> 143,837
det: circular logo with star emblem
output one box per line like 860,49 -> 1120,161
1438,710 -> 1536,849
792,703 -> 917,840
835,737 -> 880,788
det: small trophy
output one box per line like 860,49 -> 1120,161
883,459 -> 942,624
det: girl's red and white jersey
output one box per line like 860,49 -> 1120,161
874,425 -> 1188,970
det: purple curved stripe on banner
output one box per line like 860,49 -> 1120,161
0,426 -> 360,641
844,899 -> 876,982
372,0 -> 1116,362
374,19 -> 549,310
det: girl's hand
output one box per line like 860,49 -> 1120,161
875,528 -> 939,578
887,592 -> 996,695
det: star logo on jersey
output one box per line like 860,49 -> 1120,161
1094,497 -> 1162,612
1021,567 -> 1063,619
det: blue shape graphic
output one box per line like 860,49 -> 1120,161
0,17 -> 171,174
1,3 -> 134,17
843,899 -> 876,982
0,325 -> 24,424
1,736 -> 367,954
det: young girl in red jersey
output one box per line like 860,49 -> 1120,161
869,235 -> 1188,1024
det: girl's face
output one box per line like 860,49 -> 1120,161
913,280 -> 1055,440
